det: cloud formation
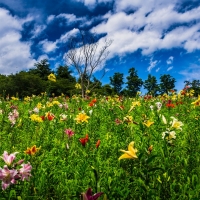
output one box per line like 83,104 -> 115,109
92,1 -> 200,58
0,8 -> 36,74
0,0 -> 200,92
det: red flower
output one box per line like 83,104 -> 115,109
40,116 -> 45,121
181,91 -> 186,95
47,113 -> 54,121
119,105 -> 124,110
79,134 -> 89,146
89,102 -> 94,107
96,140 -> 101,148
91,99 -> 97,103
166,103 -> 175,108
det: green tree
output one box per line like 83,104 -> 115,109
3,72 -> 45,98
56,65 -> 75,82
0,74 -> 9,97
101,84 -> 115,96
143,74 -> 160,96
110,72 -> 124,94
126,67 -> 143,97
90,77 -> 102,94
159,74 -> 176,94
29,59 -> 52,80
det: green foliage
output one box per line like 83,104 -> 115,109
125,67 -> 143,97
56,65 -> 76,83
110,72 -> 124,94
0,94 -> 200,199
144,74 -> 160,96
159,74 -> 176,94
29,59 -> 52,81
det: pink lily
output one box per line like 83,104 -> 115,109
0,165 -> 19,190
0,151 -> 18,166
19,162 -> 32,181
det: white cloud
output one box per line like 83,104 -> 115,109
147,58 -> 158,72
47,15 -> 55,23
92,1 -> 200,58
0,8 -> 36,74
167,66 -> 173,71
74,0 -> 112,8
37,54 -> 49,61
166,56 -> 174,65
179,64 -> 200,80
156,67 -> 160,72
39,39 -> 58,53
47,13 -> 85,25
31,25 -> 47,38
59,28 -> 79,43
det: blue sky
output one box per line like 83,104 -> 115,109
0,0 -> 200,92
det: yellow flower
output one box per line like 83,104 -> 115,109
123,115 -> 133,124
74,112 -> 90,123
75,83 -> 81,89
52,100 -> 60,105
46,102 -> 53,107
11,97 -> 19,101
36,103 -> 43,109
24,96 -> 31,101
191,96 -> 200,107
86,90 -> 90,94
129,101 -> 141,112
189,89 -> 195,96
119,141 -> 138,160
48,73 -> 56,82
143,120 -> 154,127
29,114 -> 43,123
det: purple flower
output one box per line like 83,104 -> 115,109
19,162 -> 32,181
64,129 -> 75,138
81,188 -> 103,200
0,165 -> 18,190
0,151 -> 18,166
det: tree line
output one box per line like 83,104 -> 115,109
0,59 -> 199,98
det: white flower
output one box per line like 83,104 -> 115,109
155,102 -> 162,110
32,107 -> 39,113
60,114 -> 67,121
89,110 -> 93,115
170,117 -> 184,131
161,115 -> 167,124
162,130 -> 176,140
150,105 -> 154,110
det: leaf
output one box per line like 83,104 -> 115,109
146,155 -> 158,164
138,152 -> 144,160
103,194 -> 108,200
9,190 -> 16,200
91,166 -> 98,182
148,167 -> 164,173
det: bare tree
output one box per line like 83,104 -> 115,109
64,30 -> 112,98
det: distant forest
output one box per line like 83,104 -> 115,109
0,59 -> 199,98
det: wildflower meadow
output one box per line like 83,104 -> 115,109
0,89 -> 200,199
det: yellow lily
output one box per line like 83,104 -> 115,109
119,141 -> 138,160
143,120 -> 154,127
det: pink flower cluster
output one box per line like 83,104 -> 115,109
0,151 -> 32,190
8,109 -> 19,126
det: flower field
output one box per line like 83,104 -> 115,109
0,92 -> 200,199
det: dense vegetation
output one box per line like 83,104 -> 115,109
0,91 -> 200,199
0,59 -> 199,98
